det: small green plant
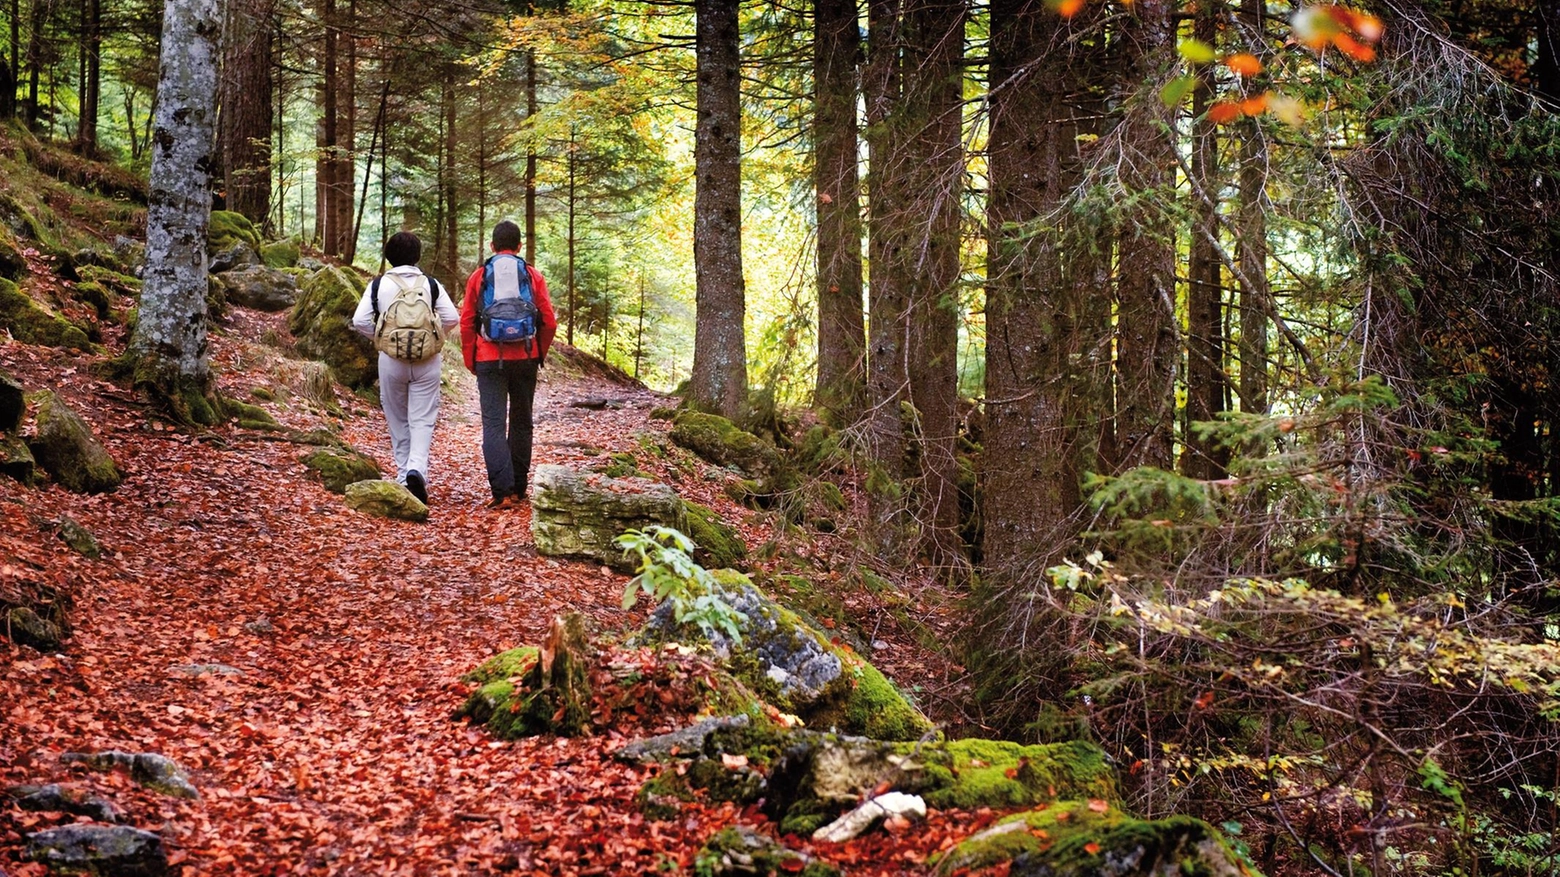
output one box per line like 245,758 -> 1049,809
616,526 -> 746,642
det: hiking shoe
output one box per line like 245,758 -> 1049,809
485,495 -> 512,510
406,471 -> 428,504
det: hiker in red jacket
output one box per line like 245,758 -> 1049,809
460,220 -> 558,508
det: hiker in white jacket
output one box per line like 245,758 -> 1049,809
351,232 -> 460,504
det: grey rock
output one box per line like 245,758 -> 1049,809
220,264 -> 299,312
60,751 -> 198,800
696,826 -> 837,877
242,616 -> 275,635
169,663 -> 243,677
0,432 -> 34,484
344,479 -> 428,522
617,715 -> 752,763
7,783 -> 123,822
207,242 -> 258,273
296,256 -> 326,272
6,606 -> 64,652
112,236 -> 146,277
54,515 -> 102,559
531,464 -> 686,572
25,824 -> 166,876
27,391 -> 121,494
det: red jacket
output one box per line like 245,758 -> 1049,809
460,251 -> 558,370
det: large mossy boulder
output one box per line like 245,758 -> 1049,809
933,803 -> 1254,877
0,432 -> 35,482
221,264 -> 299,312
25,824 -> 168,877
301,445 -> 381,493
260,239 -> 301,269
59,751 -> 198,799
289,266 -> 374,388
682,499 -> 746,570
0,278 -> 90,349
344,479 -> 427,522
27,391 -> 121,493
641,569 -> 934,742
1,366 -> 23,431
531,464 -> 687,572
671,411 -> 783,481
208,210 -> 261,252
456,614 -> 593,738
6,605 -> 64,651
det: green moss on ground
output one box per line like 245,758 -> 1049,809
259,239 -> 300,269
461,646 -> 540,686
300,447 -> 382,494
0,279 -> 89,349
457,617 -> 592,739
682,500 -> 747,569
225,398 -> 279,430
209,210 -> 262,251
901,738 -> 1118,810
671,411 -> 783,480
78,265 -> 142,296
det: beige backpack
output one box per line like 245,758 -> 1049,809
372,273 -> 444,363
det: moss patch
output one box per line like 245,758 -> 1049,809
209,210 -> 261,251
27,390 -> 120,493
900,738 -> 1118,810
456,616 -> 593,739
682,500 -> 747,570
671,411 -> 783,480
0,279 -> 89,349
259,239 -> 301,269
289,266 -> 374,388
77,265 -> 142,296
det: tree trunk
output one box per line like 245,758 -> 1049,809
813,0 -> 866,425
1113,0 -> 1178,472
903,0 -> 965,568
74,0 -> 97,148
862,0 -> 910,549
127,0 -> 221,424
1540,2 -> 1560,103
316,0 -> 336,249
220,0 -> 273,224
338,0 -> 356,260
24,0 -> 49,131
982,0 -> 1100,584
441,66 -> 457,278
1183,1 -> 1227,480
567,128 -> 577,346
1237,0 -> 1268,418
689,0 -> 748,418
525,47 -> 537,263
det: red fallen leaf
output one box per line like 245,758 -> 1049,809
1208,102 -> 1243,124
779,857 -> 807,873
1004,767 -> 1020,779
884,814 -> 911,833
1085,841 -> 1102,854
1088,798 -> 1109,813
1193,690 -> 1216,710
871,779 -> 894,797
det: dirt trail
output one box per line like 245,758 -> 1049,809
1,324 -> 753,874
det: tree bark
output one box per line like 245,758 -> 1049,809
982,0 -> 1100,583
316,0 -> 336,249
813,0 -> 866,425
1540,3 -> 1560,104
220,0 -> 273,224
689,0 -> 748,418
1113,0 -> 1177,472
525,47 -> 538,263
902,0 -> 966,568
441,66 -> 458,278
74,0 -> 98,148
339,0 -> 357,260
24,0 -> 50,131
1237,0 -> 1268,418
127,0 -> 221,424
1183,0 -> 1228,479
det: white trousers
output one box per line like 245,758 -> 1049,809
377,352 -> 443,481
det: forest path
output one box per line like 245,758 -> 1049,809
0,314 -> 759,874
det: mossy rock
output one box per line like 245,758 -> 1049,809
0,222 -> 26,280
531,465 -> 687,572
934,803 -> 1256,877
54,515 -> 101,559
695,826 -> 839,877
78,264 -> 142,297
795,425 -> 845,475
0,366 -> 23,431
600,451 -> 642,478
670,411 -> 784,481
343,479 -> 427,521
70,280 -> 114,320
682,500 -> 746,570
641,569 -> 934,742
208,210 -> 261,251
259,239 -> 301,269
6,606 -> 64,652
456,615 -> 593,739
27,391 -> 121,493
23,824 -> 167,877
0,191 -> 47,242
0,278 -> 90,349
289,266 -> 375,388
0,433 -> 35,483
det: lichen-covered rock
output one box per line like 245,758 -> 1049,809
25,824 -> 167,876
207,242 -> 258,273
933,803 -> 1255,877
0,222 -> 26,280
1,366 -> 24,430
289,266 -> 375,388
0,278 -> 90,349
531,464 -> 687,572
0,432 -> 36,483
344,479 -> 427,522
208,209 -> 261,251
456,615 -> 593,738
27,391 -> 121,493
79,264 -> 142,297
260,239 -> 301,269
6,606 -> 64,651
54,515 -> 102,558
641,570 -> 934,742
7,783 -> 122,822
683,499 -> 746,570
221,264 -> 298,312
60,751 -> 198,799
695,826 -> 839,877
670,411 -> 782,480
113,235 -> 146,275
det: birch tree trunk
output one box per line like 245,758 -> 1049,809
126,0 -> 221,424
689,0 -> 748,418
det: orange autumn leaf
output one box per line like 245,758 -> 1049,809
1240,94 -> 1270,116
1084,842 -> 1102,854
1333,33 -> 1378,62
1088,798 -> 1110,813
1058,0 -> 1086,16
1194,690 -> 1217,709
1207,102 -> 1243,124
1224,53 -> 1262,76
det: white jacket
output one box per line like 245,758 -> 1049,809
351,265 -> 460,339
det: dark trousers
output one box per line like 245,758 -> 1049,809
475,359 -> 539,499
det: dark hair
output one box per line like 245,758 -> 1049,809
491,220 -> 522,253
383,231 -> 421,267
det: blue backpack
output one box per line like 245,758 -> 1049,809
478,253 -> 539,353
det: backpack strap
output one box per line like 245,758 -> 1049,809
370,276 -> 383,321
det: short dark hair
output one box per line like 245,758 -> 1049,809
383,231 -> 421,267
491,220 -> 522,253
